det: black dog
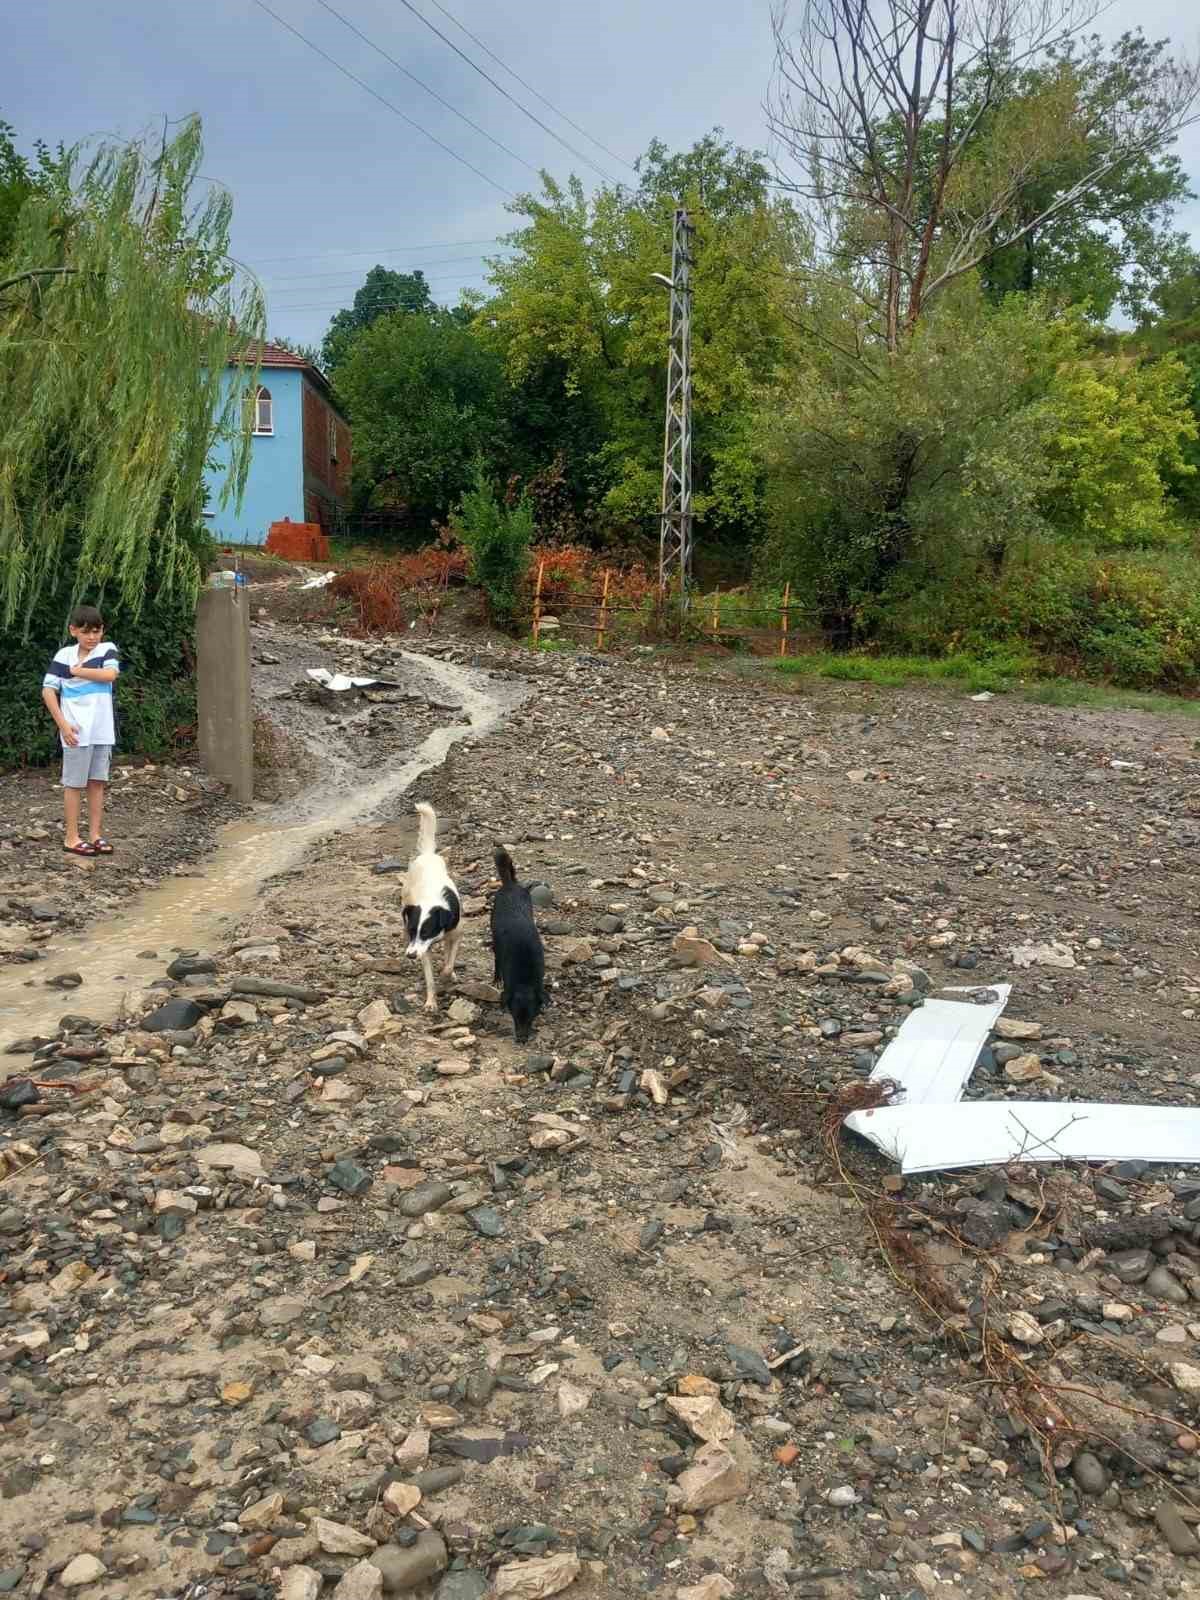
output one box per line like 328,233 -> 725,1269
491,846 -> 545,1043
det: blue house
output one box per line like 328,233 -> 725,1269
203,341 -> 352,546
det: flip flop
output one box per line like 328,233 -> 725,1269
63,842 -> 97,857
91,839 -> 114,855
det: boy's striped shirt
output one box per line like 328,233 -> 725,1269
43,643 -> 121,747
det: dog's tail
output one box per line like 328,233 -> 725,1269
494,845 -> 517,887
415,802 -> 438,854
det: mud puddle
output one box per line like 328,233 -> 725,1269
0,651 -> 523,1048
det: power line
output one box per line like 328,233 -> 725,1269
314,0 -> 541,177
262,250 -> 506,287
251,236 -> 503,265
248,0 -> 515,198
389,0 -> 621,187
423,0 -> 637,177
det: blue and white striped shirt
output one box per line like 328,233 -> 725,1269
43,643 -> 121,747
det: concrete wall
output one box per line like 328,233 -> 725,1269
196,586 -> 253,803
203,367 -> 305,547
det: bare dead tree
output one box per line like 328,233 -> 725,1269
768,0 -> 1200,349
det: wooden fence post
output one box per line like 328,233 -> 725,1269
780,581 -> 791,657
711,586 -> 720,638
532,558 -> 546,647
596,568 -> 611,650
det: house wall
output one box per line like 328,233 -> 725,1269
203,368 -> 304,547
301,378 -> 352,530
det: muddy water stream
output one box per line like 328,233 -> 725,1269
0,652 -> 520,1049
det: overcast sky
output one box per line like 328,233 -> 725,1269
6,0 -> 1199,346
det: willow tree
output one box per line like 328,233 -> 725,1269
0,116 -> 264,633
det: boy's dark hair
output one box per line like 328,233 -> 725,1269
69,604 -> 103,629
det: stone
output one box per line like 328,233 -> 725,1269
676,1443 -> 751,1512
167,954 -> 217,979
676,1579 -> 735,1600
369,1532 -> 448,1593
329,1158 -> 372,1196
397,1180 -> 455,1218
239,1491 -> 284,1529
1147,1266 -> 1191,1305
1004,1054 -> 1043,1084
334,1561 -> 384,1600
557,1381 -> 590,1418
219,999 -> 258,1028
1170,1362 -> 1200,1394
671,934 -> 725,968
260,1296 -> 306,1327
467,1205 -> 505,1238
492,1552 -> 582,1598
993,1017 -> 1042,1041
1071,1452 -> 1109,1496
278,1568 -> 322,1600
142,998 -> 203,1032
826,1486 -> 859,1507
666,1394 -> 736,1443
394,1429 -> 430,1471
1007,1310 -> 1044,1346
60,1555 -> 107,1589
381,1482 -> 422,1517
1154,1503 -> 1200,1557
725,1341 -> 772,1387
1109,1249 -> 1153,1284
195,1141 -> 265,1179
314,1518 -> 376,1557
435,1577 -> 488,1600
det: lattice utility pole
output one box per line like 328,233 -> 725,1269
658,207 -> 694,597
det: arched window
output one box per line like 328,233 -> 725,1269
245,384 -> 273,435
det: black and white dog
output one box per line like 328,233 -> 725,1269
402,802 -> 462,1011
491,846 -> 545,1044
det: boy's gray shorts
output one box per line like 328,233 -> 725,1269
62,744 -> 112,787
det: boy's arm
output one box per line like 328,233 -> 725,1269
42,685 -> 79,746
70,664 -> 118,682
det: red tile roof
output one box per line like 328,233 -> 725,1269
233,339 -> 313,370
228,339 -> 346,416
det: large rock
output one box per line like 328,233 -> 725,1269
314,1518 -> 376,1557
278,1568 -> 322,1600
141,998 -> 203,1032
333,1562 -> 384,1600
60,1555 -> 106,1589
195,1141 -> 265,1179
676,1443 -> 751,1512
666,1395 -> 736,1443
368,1532 -> 447,1593
492,1552 -> 582,1598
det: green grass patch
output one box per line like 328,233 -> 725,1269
771,648 -> 1200,716
1021,678 -> 1200,716
775,649 -> 1038,693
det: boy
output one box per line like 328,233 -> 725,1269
41,605 -> 120,857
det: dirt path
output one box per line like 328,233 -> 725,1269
3,620 -> 1200,1600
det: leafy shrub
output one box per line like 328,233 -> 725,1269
453,467 -> 533,629
872,540 -> 1200,687
331,527 -> 468,636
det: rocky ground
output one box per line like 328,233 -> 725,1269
3,604 -> 1200,1600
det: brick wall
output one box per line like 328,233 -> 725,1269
301,380 -> 351,526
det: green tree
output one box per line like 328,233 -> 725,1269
320,264 -> 434,369
334,309 -> 508,534
769,5 -> 1200,347
758,291 -> 1196,642
0,115 -> 264,631
481,131 -> 806,548
0,116 -> 263,765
